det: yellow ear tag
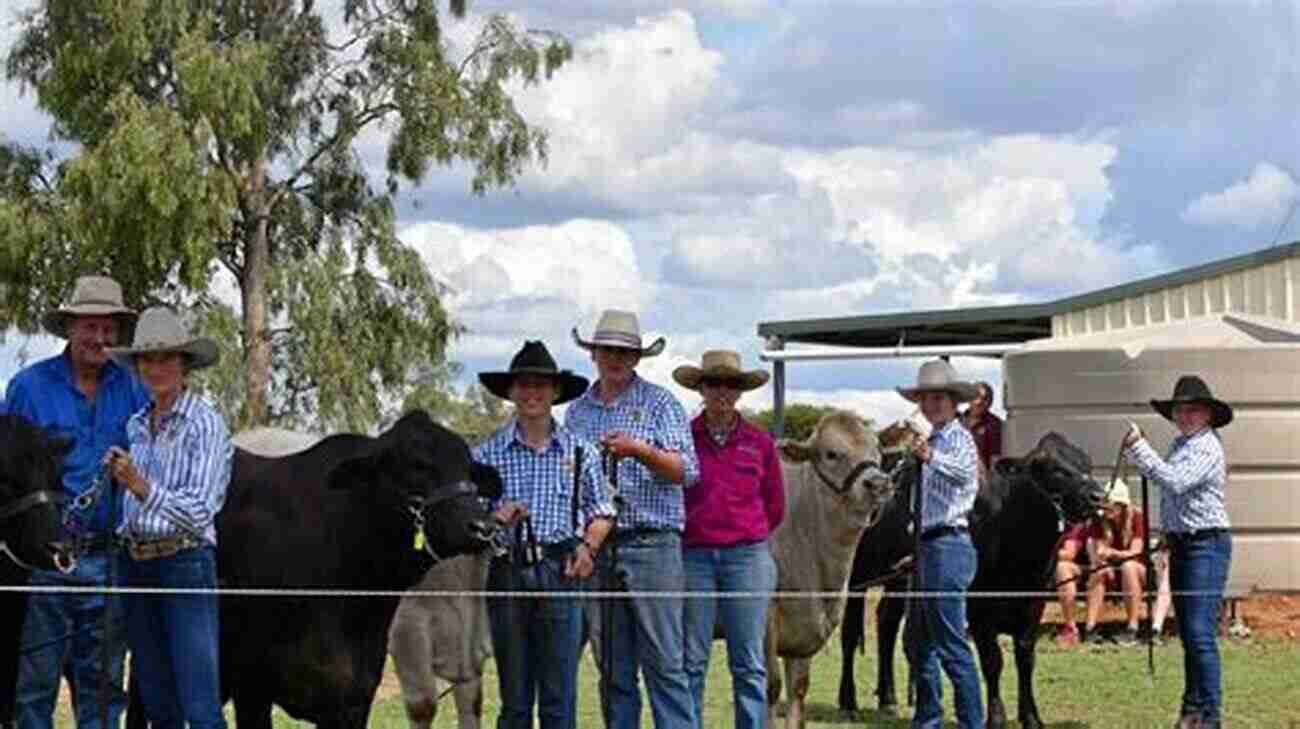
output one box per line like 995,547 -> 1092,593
414,531 -> 425,552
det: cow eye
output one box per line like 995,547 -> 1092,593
824,450 -> 841,461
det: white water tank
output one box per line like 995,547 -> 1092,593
1004,313 -> 1300,592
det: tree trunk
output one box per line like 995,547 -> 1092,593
241,159 -> 272,426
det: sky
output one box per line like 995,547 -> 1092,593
3,1 -> 1299,428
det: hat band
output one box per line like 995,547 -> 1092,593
592,330 -> 642,349
68,298 -> 129,308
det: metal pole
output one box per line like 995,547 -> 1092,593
768,337 -> 786,438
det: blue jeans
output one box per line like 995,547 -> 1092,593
905,532 -> 983,729
1171,531 -> 1232,725
592,531 -> 694,729
17,553 -> 127,729
125,546 -> 225,729
682,541 -> 775,729
486,553 -> 583,729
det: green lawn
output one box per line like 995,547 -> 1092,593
267,633 -> 1299,728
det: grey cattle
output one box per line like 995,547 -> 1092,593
767,410 -> 896,729
389,554 -> 491,729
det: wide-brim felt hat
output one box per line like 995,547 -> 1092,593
896,359 -> 979,404
42,275 -> 138,339
478,340 -> 590,405
571,309 -> 666,358
1150,375 -> 1233,429
672,350 -> 769,392
108,306 -> 219,371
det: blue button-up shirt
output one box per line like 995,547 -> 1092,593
2,351 -> 149,534
472,419 -> 615,546
1127,427 -> 1230,534
119,389 -> 232,546
564,374 -> 700,532
919,418 -> 980,532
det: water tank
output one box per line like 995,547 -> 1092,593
1004,313 -> 1300,592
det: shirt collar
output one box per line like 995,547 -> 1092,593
929,417 -> 960,441
56,348 -> 127,387
507,417 -> 563,453
582,373 -> 642,408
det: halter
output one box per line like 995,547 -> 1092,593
404,480 -> 503,564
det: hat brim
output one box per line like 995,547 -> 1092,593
897,383 -> 979,404
478,369 -> 590,406
671,365 -> 769,392
42,307 -> 138,339
109,338 -> 219,371
571,327 -> 666,358
1149,397 -> 1234,429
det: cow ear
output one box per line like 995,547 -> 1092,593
470,462 -> 503,500
779,438 -> 815,463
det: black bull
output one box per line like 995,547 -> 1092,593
838,432 -> 1106,729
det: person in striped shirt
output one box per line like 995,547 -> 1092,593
1124,375 -> 1233,729
897,359 -> 984,729
104,306 -> 232,729
473,340 -> 615,729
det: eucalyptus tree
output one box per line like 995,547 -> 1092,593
0,0 -> 569,430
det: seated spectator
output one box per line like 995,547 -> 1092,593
1053,521 -> 1091,646
1083,479 -> 1148,645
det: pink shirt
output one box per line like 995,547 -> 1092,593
683,415 -> 786,548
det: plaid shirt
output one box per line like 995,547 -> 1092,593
119,389 -> 232,546
919,418 -> 980,532
1127,427 -> 1230,534
564,374 -> 700,532
472,419 -> 615,546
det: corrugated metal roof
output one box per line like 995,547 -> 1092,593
756,241 -> 1300,348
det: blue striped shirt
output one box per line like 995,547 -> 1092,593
1127,427 -> 1230,534
119,389 -> 232,545
2,352 -> 149,535
919,418 -> 980,532
564,374 -> 700,532
472,419 -> 615,546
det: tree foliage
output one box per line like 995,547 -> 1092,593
747,403 -> 873,441
0,0 -> 570,431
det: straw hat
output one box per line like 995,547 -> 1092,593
896,359 -> 979,404
109,307 -> 219,371
1149,375 -> 1233,429
478,340 -> 589,405
1106,477 -> 1131,506
672,350 -> 769,392
571,309 -> 666,357
41,275 -> 137,339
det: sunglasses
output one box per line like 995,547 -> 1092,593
700,377 -> 743,390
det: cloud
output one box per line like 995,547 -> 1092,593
1181,163 -> 1300,229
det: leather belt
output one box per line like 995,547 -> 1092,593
920,524 -> 969,542
126,533 -> 201,561
1166,528 -> 1228,548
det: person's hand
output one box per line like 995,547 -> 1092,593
911,439 -> 932,463
601,432 -> 649,461
565,542 -> 596,579
493,501 -> 529,527
104,447 -> 149,499
1122,421 -> 1144,449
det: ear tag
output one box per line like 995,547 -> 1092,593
414,531 -> 425,552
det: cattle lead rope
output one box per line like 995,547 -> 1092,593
1142,474 -> 1156,684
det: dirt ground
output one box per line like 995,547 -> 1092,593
1040,591 -> 1300,641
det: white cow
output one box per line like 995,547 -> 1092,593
389,554 -> 492,729
767,410 -> 896,729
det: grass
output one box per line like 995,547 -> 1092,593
50,625 -> 1300,727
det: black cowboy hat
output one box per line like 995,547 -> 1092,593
1149,375 -> 1233,429
478,340 -> 589,405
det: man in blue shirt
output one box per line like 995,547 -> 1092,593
2,275 -> 148,729
566,310 -> 699,729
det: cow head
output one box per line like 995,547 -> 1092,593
329,410 -> 503,562
0,415 -> 77,572
994,431 -> 1106,525
780,410 -> 895,526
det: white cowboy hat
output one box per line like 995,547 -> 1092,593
41,275 -> 138,339
109,306 -> 219,371
571,309 -> 666,357
896,359 -> 979,404
672,350 -> 769,392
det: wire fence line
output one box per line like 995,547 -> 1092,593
0,585 -> 1234,599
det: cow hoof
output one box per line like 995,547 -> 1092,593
1019,715 -> 1044,729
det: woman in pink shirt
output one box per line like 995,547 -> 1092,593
673,351 -> 784,729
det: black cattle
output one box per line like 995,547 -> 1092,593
0,414 -> 78,729
839,431 -> 1105,729
124,410 -> 502,729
